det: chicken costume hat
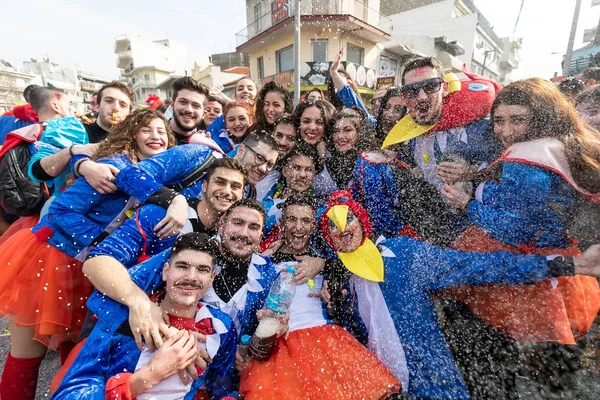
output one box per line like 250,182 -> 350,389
320,190 -> 384,282
381,65 -> 502,149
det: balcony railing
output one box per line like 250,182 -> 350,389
236,0 -> 391,47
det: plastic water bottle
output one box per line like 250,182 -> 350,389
249,266 -> 296,362
237,334 -> 251,363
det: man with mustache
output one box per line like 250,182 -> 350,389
54,233 -> 239,399
81,199 -> 284,394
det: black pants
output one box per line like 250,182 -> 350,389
437,298 -> 589,400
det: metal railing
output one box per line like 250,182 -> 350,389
236,0 -> 391,47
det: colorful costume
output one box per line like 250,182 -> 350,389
319,191 -> 580,399
353,151 -> 458,244
53,272 -> 238,400
0,117 -> 130,349
446,137 -> 600,344
240,256 -> 400,400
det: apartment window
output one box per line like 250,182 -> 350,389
257,56 -> 265,80
255,3 -> 262,31
347,43 -> 365,66
144,74 -> 150,82
311,39 -> 328,62
276,45 -> 294,73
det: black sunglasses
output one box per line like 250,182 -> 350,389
400,77 -> 445,99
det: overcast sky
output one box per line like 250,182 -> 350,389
1,0 -> 599,80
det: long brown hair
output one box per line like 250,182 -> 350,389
93,109 -> 175,163
491,78 -> 600,193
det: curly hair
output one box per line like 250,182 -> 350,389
252,81 -> 294,132
93,109 -> 175,163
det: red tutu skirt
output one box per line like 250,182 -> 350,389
240,324 -> 400,400
0,228 -> 92,350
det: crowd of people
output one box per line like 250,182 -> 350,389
1,52 -> 600,400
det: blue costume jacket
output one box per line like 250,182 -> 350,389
337,85 -> 376,126
53,256 -> 238,400
206,115 -> 234,154
353,155 -> 407,238
115,144 -> 217,202
32,154 -> 133,259
351,235 -> 558,399
0,115 -> 32,144
468,162 -> 575,248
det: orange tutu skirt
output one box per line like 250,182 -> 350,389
0,228 -> 92,350
240,324 -> 400,400
445,226 -> 600,344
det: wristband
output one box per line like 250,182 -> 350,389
69,145 -> 75,157
75,158 -> 90,178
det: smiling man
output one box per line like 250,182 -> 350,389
169,77 -> 210,145
234,132 -> 279,197
54,233 -> 238,400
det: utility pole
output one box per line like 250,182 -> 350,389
294,0 -> 301,104
563,0 -> 583,77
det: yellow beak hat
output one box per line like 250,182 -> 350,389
320,191 -> 384,282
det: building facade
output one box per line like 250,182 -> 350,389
381,0 -> 520,83
236,0 -> 391,96
114,35 -> 189,103
0,60 -> 35,114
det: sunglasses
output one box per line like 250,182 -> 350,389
400,77 -> 445,99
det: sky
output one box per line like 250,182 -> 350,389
0,0 -> 599,80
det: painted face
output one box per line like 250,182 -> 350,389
306,91 -> 323,102
300,106 -> 325,145
202,167 -> 245,213
172,89 -> 206,133
328,210 -> 363,253
272,122 -> 297,158
263,91 -> 286,125
282,155 -> 317,193
219,206 -> 264,261
401,67 -> 447,126
333,118 -> 359,153
54,92 -> 74,118
577,100 -> 600,131
282,205 -> 316,253
162,249 -> 215,308
235,78 -> 257,103
238,142 -> 278,185
492,104 -> 531,148
204,101 -> 223,127
98,88 -> 132,130
381,96 -> 405,133
225,106 -> 251,143
135,118 -> 169,160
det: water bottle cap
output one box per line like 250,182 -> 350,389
285,265 -> 296,274
240,334 -> 251,345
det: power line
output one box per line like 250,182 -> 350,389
513,0 -> 525,35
